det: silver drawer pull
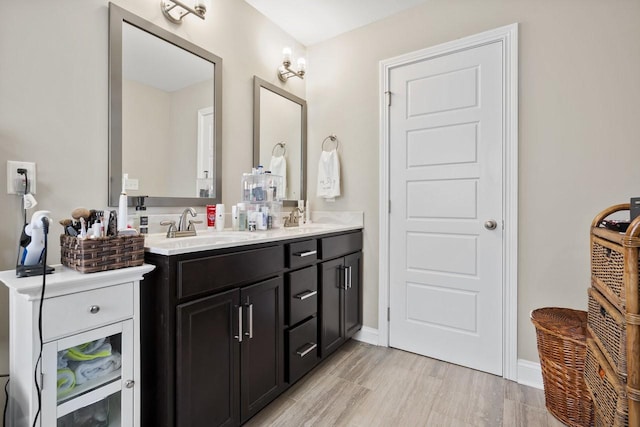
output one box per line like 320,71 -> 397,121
294,290 -> 317,301
294,250 -> 317,258
234,305 -> 243,342
296,342 -> 318,358
125,379 -> 135,389
89,305 -> 100,314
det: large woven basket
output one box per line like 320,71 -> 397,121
531,307 -> 594,427
60,234 -> 145,273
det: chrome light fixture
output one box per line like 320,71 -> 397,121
161,0 -> 209,24
278,47 -> 306,82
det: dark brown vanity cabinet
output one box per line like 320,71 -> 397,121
141,245 -> 284,427
140,231 -> 362,427
319,234 -> 363,358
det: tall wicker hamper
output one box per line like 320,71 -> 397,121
590,204 -> 640,427
531,307 -> 594,426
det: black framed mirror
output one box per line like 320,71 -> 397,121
109,3 -> 222,207
253,76 -> 307,207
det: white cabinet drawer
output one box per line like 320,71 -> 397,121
43,282 -> 133,341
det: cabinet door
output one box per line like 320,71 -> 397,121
176,288 -> 240,427
344,252 -> 363,338
320,258 -> 345,357
240,277 -> 284,423
42,320 -> 134,427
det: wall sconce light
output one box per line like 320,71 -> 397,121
278,47 -> 306,82
161,0 -> 209,24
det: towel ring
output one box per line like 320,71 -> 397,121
322,134 -> 339,152
272,142 -> 286,156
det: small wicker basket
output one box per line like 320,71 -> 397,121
60,234 -> 145,273
531,307 -> 594,427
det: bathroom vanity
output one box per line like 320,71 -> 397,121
140,224 -> 363,427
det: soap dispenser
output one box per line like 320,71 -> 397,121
135,196 -> 148,234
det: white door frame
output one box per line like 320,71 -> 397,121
378,23 -> 519,380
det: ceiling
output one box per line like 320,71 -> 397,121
244,0 -> 430,46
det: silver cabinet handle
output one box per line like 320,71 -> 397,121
89,305 -> 100,314
294,250 -> 317,258
296,342 -> 318,358
343,266 -> 349,290
125,379 -> 135,389
294,290 -> 317,301
245,303 -> 253,339
347,266 -> 352,289
234,305 -> 243,342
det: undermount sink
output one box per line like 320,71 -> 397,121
144,231 -> 259,250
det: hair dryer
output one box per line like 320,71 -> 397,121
20,210 -> 51,266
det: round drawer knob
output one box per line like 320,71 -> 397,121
89,305 -> 100,314
125,379 -> 135,389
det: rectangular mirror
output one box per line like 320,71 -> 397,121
109,4 -> 222,207
253,76 -> 307,206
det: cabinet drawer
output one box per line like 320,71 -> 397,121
286,239 -> 318,269
287,266 -> 317,326
178,245 -> 284,299
287,317 -> 318,383
319,232 -> 362,260
43,282 -> 133,341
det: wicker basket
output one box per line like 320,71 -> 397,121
587,287 -> 627,382
591,235 -> 640,312
584,338 -> 628,427
531,307 -> 594,427
60,234 -> 145,273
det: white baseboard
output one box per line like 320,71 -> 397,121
353,326 -> 379,345
517,359 -> 543,390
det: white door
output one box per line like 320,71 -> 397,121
388,41 -> 504,375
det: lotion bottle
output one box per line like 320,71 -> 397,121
118,173 -> 128,231
215,204 -> 225,231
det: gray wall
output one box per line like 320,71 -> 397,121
0,0 -> 305,394
305,0 -> 640,363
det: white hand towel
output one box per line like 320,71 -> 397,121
317,149 -> 340,200
269,155 -> 287,200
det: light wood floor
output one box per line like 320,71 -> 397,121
246,340 -> 566,427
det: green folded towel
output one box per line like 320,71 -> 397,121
66,338 -> 112,361
57,368 -> 75,396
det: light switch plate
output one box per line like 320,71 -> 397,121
7,161 -> 36,195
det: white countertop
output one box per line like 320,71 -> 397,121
144,222 -> 363,256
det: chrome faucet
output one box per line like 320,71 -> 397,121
161,207 -> 201,238
283,208 -> 303,227
178,207 -> 197,231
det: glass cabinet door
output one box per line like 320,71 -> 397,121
42,320 -> 134,427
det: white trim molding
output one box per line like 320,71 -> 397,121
517,359 -> 544,390
353,326 -> 379,346
378,23 -> 519,380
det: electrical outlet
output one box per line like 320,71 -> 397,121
7,161 -> 37,195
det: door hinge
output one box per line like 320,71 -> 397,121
387,307 -> 390,321
385,91 -> 391,107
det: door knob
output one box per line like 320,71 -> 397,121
484,220 -> 498,230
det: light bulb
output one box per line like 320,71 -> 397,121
282,47 -> 292,63
297,57 -> 306,72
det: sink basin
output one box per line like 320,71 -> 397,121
144,231 -> 259,251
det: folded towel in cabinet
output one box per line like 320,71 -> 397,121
57,368 -> 76,395
269,155 -> 287,199
70,351 -> 122,384
317,149 -> 340,200
67,338 -> 112,361
58,350 -> 68,369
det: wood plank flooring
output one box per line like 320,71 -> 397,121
245,340 -> 566,427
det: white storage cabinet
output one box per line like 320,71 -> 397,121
0,264 -> 154,427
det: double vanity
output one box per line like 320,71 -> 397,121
140,222 -> 363,426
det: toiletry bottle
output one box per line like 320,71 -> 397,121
136,196 -> 148,234
118,173 -> 128,231
231,205 -> 239,231
206,205 -> 216,229
237,203 -> 247,231
215,204 -> 225,231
